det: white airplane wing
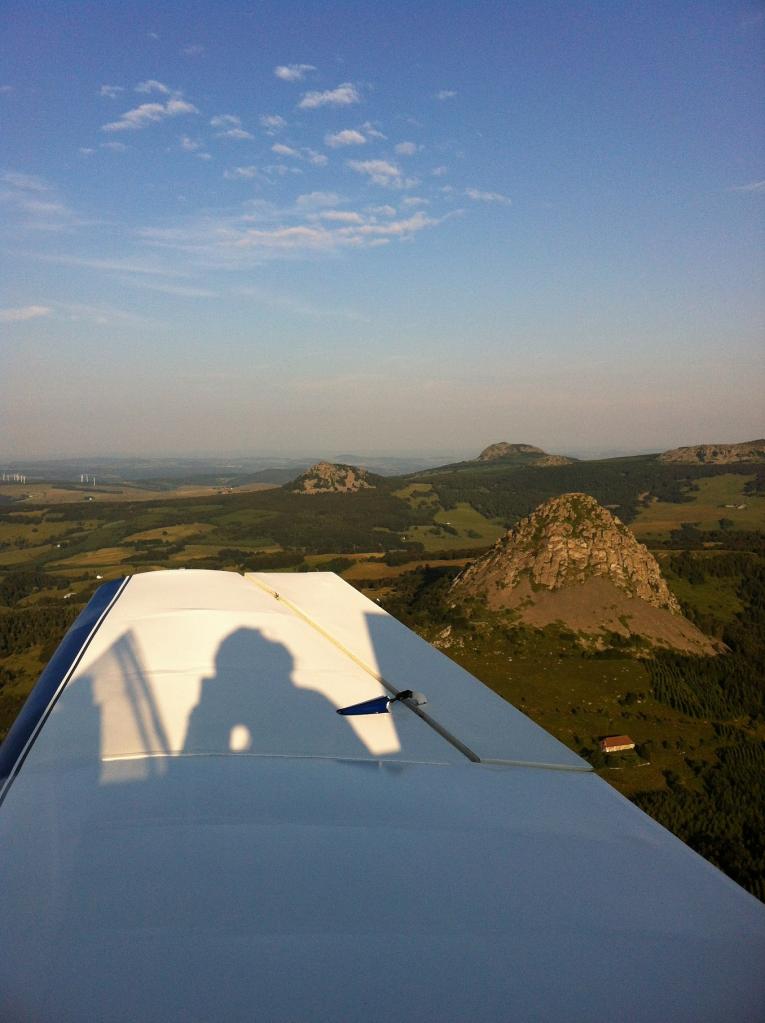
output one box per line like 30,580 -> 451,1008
0,569 -> 763,1021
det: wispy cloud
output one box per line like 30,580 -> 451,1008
29,253 -> 190,278
465,187 -> 511,205
394,141 -> 418,156
325,129 -> 366,147
317,210 -> 364,223
347,159 -> 416,189
274,64 -> 316,82
126,280 -> 217,298
100,141 -> 128,152
1,172 -> 81,231
102,96 -> 198,132
435,89 -> 457,100
361,121 -> 387,140
99,84 -> 124,99
182,44 -> 205,57
210,114 -> 253,140
432,165 -> 448,176
180,135 -> 202,152
730,179 -> 765,193
0,305 -> 51,323
224,165 -> 259,180
260,114 -> 287,134
0,85 -> 14,95
135,79 -> 171,95
295,191 -> 343,209
299,82 -> 360,110
272,143 -> 300,158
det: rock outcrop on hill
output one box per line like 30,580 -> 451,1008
478,443 -> 545,461
289,461 -> 375,494
452,493 -> 719,654
658,440 -> 765,464
477,443 -> 575,466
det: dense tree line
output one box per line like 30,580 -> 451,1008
649,550 -> 765,721
424,458 -> 761,526
0,604 -> 79,659
0,569 -> 69,607
633,740 -> 765,900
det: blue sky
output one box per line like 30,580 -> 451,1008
1,1 -> 763,459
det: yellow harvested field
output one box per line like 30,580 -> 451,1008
51,547 -> 136,567
125,522 -> 216,542
342,557 -> 472,581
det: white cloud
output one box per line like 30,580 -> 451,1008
211,114 -> 253,140
0,172 -> 82,231
348,159 -> 416,189
435,89 -> 457,100
221,127 -> 254,140
306,150 -> 328,166
135,79 -> 171,95
99,84 -> 124,99
0,305 -> 51,323
3,172 -> 48,192
325,129 -> 366,147
128,280 -> 217,297
272,143 -> 300,158
260,114 -> 287,133
295,191 -> 342,208
299,83 -> 360,110
224,166 -> 259,180
465,187 -> 511,205
210,114 -> 240,129
100,141 -> 128,152
361,121 -> 386,140
196,152 -> 212,161
102,97 -> 198,132
402,196 -> 428,207
394,141 -> 418,156
79,147 -> 95,156
730,180 -> 765,193
370,204 -> 397,217
182,44 -> 204,57
432,165 -> 448,176
274,64 -> 316,82
180,135 -> 202,151
319,210 -> 364,223
32,254 -> 189,277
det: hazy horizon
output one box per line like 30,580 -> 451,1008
2,2 -> 763,459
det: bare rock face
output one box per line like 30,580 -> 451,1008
477,442 -> 546,461
532,454 -> 576,467
450,494 -> 723,653
659,440 -> 765,465
476,443 -> 575,466
290,461 -> 374,494
454,493 -> 680,612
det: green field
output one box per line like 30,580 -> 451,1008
632,474 -> 765,537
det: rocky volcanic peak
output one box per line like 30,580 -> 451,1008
659,439 -> 765,464
454,493 -> 680,613
290,461 -> 374,494
478,442 -> 546,461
